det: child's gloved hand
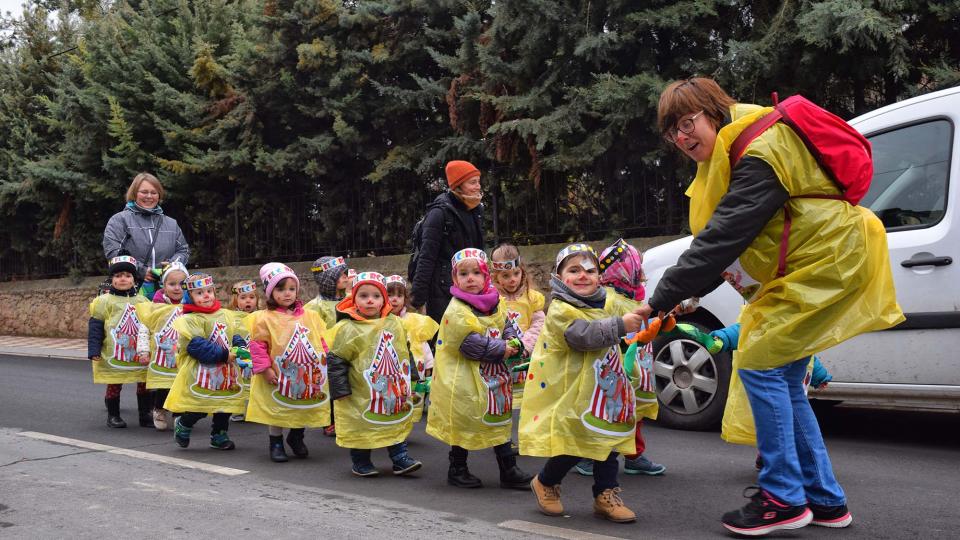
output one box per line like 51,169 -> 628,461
232,347 -> 251,369
414,377 -> 431,394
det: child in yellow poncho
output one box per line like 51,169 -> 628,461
386,275 -> 438,422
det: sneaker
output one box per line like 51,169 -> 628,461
624,455 -> 666,476
153,409 -> 169,431
391,454 -> 422,476
210,431 -> 236,450
574,458 -> 593,476
593,487 -> 636,523
809,503 -> 853,528
530,476 -> 564,516
721,487 -> 812,536
230,414 -> 245,422
174,417 -> 191,448
323,424 -> 336,437
352,462 -> 379,477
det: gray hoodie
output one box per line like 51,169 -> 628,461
102,205 -> 190,276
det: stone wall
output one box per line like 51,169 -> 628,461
0,235 -> 680,338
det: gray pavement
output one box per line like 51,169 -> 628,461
1,353 -> 959,539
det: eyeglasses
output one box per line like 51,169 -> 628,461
137,190 -> 159,196
663,110 -> 705,144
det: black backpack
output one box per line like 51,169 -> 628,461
408,200 -> 451,283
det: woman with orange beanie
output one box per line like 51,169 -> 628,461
409,160 -> 486,325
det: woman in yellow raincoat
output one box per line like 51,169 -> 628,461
327,272 -> 421,477
245,264 -> 331,463
164,273 -> 245,451
426,248 -> 534,490
638,77 -> 904,536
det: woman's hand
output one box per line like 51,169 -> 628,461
633,304 -> 655,322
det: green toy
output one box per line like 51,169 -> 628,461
232,346 -> 252,369
662,323 -> 723,354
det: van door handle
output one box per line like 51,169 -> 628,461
901,255 -> 953,268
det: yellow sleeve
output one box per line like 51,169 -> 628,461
89,295 -> 108,320
529,289 -> 546,312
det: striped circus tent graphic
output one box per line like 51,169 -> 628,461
112,304 -> 142,362
635,342 -> 655,394
588,346 -> 636,424
153,309 -> 181,369
481,327 -> 512,416
196,321 -> 235,391
277,323 -> 324,400
504,311 -> 527,387
368,331 -> 409,416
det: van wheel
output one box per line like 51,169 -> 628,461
651,318 -> 731,431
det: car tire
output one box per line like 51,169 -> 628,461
651,318 -> 732,431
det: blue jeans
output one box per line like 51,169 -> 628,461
739,358 -> 846,507
350,442 -> 408,465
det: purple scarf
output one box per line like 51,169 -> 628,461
450,285 -> 500,314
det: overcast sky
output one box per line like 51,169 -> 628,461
0,0 -> 26,18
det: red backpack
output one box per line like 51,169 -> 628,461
728,93 -> 874,276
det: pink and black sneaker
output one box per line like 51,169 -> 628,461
809,503 -> 853,528
722,487 -> 812,536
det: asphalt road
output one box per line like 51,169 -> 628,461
1,354 -> 958,539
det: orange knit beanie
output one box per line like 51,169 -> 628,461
445,160 -> 480,190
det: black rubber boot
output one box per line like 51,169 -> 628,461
496,451 -> 534,490
286,428 -> 308,458
137,391 -> 154,427
448,448 -> 482,488
270,435 -> 289,463
105,397 -> 126,428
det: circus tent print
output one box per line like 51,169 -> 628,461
153,308 -> 181,369
480,327 -> 512,423
583,346 -> 636,433
367,331 -> 409,416
277,323 -> 325,401
196,321 -> 236,391
111,304 -> 142,362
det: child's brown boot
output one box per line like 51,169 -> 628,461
593,487 -> 636,523
530,476 -> 564,516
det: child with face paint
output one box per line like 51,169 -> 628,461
227,280 -> 260,422
572,239 -> 666,477
164,273 -> 246,450
386,275 -> 439,422
519,244 -> 646,523
88,254 -> 150,429
489,243 -> 545,410
244,264 -> 331,462
326,272 -> 422,477
135,262 -> 188,430
425,248 -> 534,490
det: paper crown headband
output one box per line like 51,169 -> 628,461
598,238 -> 631,273
232,282 -> 257,294
555,243 -> 597,270
109,255 -> 137,267
184,274 -> 215,291
490,257 -> 520,271
386,275 -> 406,286
451,248 -> 487,267
353,271 -> 386,286
311,256 -> 346,273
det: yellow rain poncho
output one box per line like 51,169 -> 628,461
244,309 -> 331,429
164,309 -> 246,414
135,302 -> 183,389
400,312 -> 439,422
604,288 -> 658,420
503,289 -> 545,409
331,314 -> 415,449
90,293 -> 149,384
519,299 -> 636,461
305,298 -> 339,337
426,299 -> 513,450
232,310 -> 254,400
686,103 -> 903,371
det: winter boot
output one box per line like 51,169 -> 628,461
496,450 -> 534,490
594,487 -> 637,523
286,428 -> 308,458
137,392 -> 154,427
209,430 -> 236,450
269,435 -> 288,462
174,417 -> 191,447
447,450 -> 482,488
105,398 -> 126,428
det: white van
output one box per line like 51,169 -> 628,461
642,86 -> 960,430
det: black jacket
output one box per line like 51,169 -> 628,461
648,156 -> 790,313
409,192 -> 485,317
327,351 -> 421,401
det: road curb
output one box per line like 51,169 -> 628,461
0,346 -> 87,360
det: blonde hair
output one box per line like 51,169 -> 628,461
657,77 -> 736,138
490,243 -> 537,301
125,172 -> 165,202
228,280 -> 262,310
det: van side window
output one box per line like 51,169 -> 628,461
861,119 -> 951,230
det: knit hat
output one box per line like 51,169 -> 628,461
181,273 -> 215,305
451,248 -> 492,292
108,254 -> 138,276
599,238 -> 645,301
445,160 -> 480,190
260,262 -> 299,299
554,243 -> 599,273
336,271 -> 392,319
160,261 -> 188,284
311,256 -> 348,300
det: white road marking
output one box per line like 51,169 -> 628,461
498,519 -> 629,540
18,431 -> 249,476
